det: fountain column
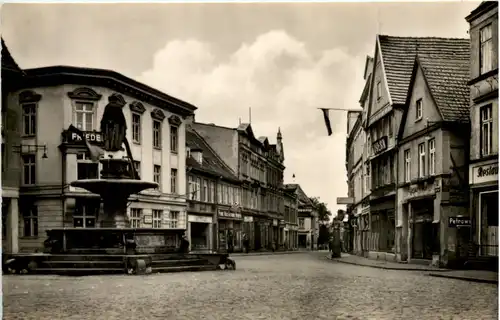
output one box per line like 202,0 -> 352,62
101,196 -> 129,228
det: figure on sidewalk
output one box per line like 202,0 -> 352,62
243,233 -> 250,253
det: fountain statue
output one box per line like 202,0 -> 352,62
70,93 -> 156,228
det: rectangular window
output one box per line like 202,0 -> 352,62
418,143 -> 426,178
365,163 -> 371,192
196,178 -> 201,201
299,218 -> 305,229
77,153 -> 99,180
209,181 -> 215,203
153,120 -> 162,149
73,199 -> 99,228
132,113 -> 141,144
170,125 -> 178,153
202,179 -> 208,202
133,160 -> 141,177
152,210 -> 162,228
222,185 -> 227,204
130,208 -> 142,228
154,165 -> 161,190
480,24 -> 493,74
404,149 -> 411,182
217,184 -> 222,204
22,154 -> 36,185
376,80 -> 382,99
168,211 -> 179,228
75,102 -> 94,131
480,105 -> 493,157
428,139 -> 436,175
416,99 -> 423,120
170,168 -> 177,194
23,206 -> 38,237
367,134 -> 372,156
188,176 -> 195,200
22,103 -> 36,136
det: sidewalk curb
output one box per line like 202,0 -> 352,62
326,255 -> 448,272
231,251 -> 308,257
426,273 -> 498,284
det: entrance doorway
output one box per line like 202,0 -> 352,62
190,222 -> 209,251
411,199 -> 436,260
298,234 -> 307,248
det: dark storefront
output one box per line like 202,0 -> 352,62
218,210 -> 242,252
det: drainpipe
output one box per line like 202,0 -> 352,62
394,141 -> 400,259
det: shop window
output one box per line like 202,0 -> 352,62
130,208 -> 142,228
22,154 -> 36,185
77,153 -> 99,180
73,199 -> 99,228
152,210 -> 162,228
22,205 -> 38,237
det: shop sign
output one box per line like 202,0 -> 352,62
243,216 -> 253,223
336,197 -> 354,205
372,136 -> 388,155
405,180 -> 439,202
273,219 -> 278,226
471,162 -> 498,185
188,215 -> 212,224
448,216 -> 471,228
143,215 -> 153,224
63,130 -> 104,145
218,210 -> 242,220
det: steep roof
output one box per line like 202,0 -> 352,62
1,38 -> 24,75
285,183 -> 313,206
378,35 -> 470,105
186,127 -> 238,182
417,55 -> 470,122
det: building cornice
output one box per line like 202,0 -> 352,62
19,66 -> 197,116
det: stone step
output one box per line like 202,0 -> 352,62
41,254 -> 126,262
40,260 -> 124,269
33,267 -> 125,275
150,259 -> 210,267
152,265 -> 218,273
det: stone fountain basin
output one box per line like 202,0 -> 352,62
70,179 -> 158,196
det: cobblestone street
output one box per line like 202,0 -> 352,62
3,252 -> 498,320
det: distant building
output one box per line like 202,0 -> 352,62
284,184 -> 317,250
193,121 -> 285,251
283,185 -> 298,250
2,50 -> 196,253
466,1 -> 498,258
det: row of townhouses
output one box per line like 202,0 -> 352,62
1,39 -> 319,254
344,2 -> 498,268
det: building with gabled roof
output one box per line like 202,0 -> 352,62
396,51 -> 471,267
363,34 -> 470,258
185,126 -> 243,252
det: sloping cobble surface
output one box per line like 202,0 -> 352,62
3,252 -> 498,320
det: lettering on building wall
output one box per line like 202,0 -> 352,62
218,210 -> 242,220
63,130 -> 104,145
405,180 -> 439,201
143,215 -> 153,224
472,162 -> 499,184
372,136 -> 388,155
448,216 -> 471,228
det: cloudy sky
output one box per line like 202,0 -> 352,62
2,2 -> 479,216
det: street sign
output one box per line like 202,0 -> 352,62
448,216 -> 471,228
337,197 -> 354,205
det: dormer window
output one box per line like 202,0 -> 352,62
192,150 -> 203,165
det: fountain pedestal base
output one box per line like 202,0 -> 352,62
101,197 -> 129,228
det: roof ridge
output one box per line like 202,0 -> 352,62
378,34 -> 469,41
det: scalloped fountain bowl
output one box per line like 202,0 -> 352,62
70,179 -> 158,198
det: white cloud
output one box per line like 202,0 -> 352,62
138,30 -> 367,215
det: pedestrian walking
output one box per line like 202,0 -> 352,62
242,233 -> 250,253
179,233 -> 190,255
